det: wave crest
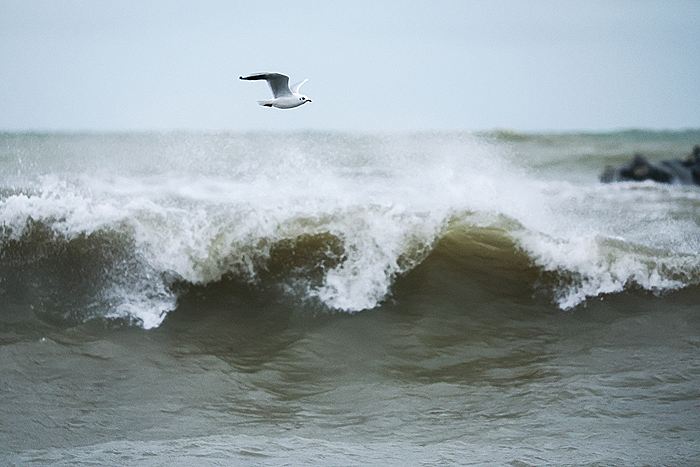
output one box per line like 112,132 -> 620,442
2,134 -> 699,329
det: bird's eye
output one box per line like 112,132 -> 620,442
301,97 -> 305,100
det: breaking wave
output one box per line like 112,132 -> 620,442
1,133 -> 699,328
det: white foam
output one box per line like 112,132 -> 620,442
2,134 -> 698,327
511,182 -> 700,308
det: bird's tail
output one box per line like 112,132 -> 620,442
257,100 -> 273,108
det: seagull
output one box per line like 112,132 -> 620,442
239,72 -> 312,109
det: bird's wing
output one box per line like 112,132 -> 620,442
239,73 -> 292,97
291,78 -> 309,94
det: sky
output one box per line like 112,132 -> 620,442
1,0 -> 699,132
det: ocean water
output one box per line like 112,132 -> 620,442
1,130 -> 699,465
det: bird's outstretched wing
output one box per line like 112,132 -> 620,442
239,73 -> 292,97
291,78 -> 309,94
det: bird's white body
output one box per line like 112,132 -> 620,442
240,72 -> 312,110
258,93 -> 310,109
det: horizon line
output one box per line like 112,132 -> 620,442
2,127 -> 700,136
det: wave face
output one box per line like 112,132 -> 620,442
1,132 -> 699,328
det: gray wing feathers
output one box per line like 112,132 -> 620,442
239,73 -> 292,97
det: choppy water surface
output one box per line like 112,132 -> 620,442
1,131 -> 699,464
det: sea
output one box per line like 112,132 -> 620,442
1,130 -> 699,465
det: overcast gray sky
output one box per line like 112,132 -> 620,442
1,0 -> 698,132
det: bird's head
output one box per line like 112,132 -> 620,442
298,95 -> 312,104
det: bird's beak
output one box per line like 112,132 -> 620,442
307,99 -> 312,103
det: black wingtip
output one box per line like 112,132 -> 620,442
239,76 -> 244,80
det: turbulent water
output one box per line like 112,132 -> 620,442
1,131 -> 699,464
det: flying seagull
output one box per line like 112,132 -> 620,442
239,72 -> 312,109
